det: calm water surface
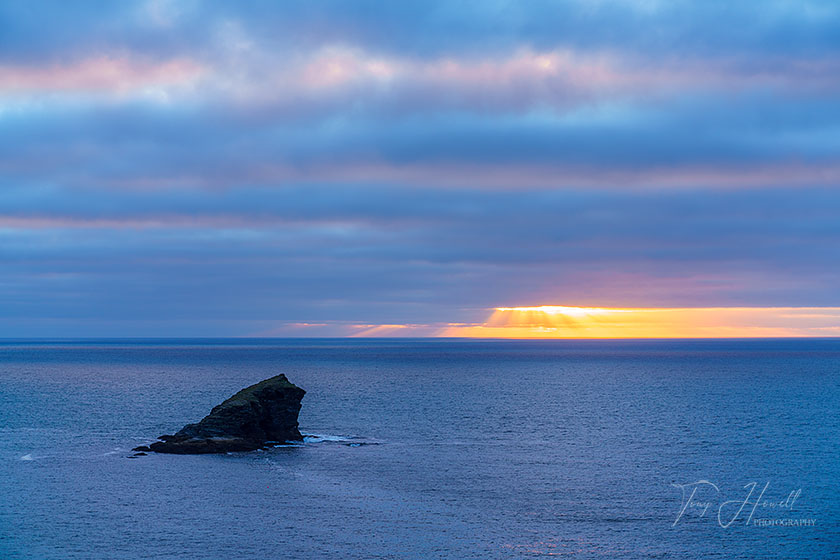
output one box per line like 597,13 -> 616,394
1,339 -> 838,558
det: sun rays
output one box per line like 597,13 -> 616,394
439,306 -> 840,338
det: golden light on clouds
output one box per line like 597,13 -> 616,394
439,306 -> 840,338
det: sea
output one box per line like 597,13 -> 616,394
1,339 -> 838,559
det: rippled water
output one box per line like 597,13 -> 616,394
1,339 -> 838,558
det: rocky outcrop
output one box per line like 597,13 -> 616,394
134,374 -> 305,454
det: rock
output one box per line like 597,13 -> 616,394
132,445 -> 152,452
143,374 -> 305,454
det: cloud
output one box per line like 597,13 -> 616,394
9,46 -> 837,115
249,47 -> 840,107
0,55 -> 204,99
3,93 -> 840,193
2,184 -> 839,337
3,2 -> 840,194
1,0 -> 840,335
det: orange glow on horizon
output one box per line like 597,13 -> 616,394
439,306 -> 840,338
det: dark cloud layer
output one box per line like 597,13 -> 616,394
1,0 -> 839,335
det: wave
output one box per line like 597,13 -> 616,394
302,433 -> 382,446
302,433 -> 357,444
268,441 -> 306,448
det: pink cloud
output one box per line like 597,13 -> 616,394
0,215 -> 367,231
219,46 -> 840,109
4,45 -> 836,110
0,55 -> 205,96
50,158 -> 840,193
167,160 -> 840,190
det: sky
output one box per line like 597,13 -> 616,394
2,0 -> 840,337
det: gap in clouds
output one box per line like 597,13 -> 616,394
241,306 -> 840,338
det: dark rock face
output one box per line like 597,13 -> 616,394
138,374 -> 305,454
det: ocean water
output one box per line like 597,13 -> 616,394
1,338 -> 838,559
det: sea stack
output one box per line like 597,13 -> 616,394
135,374 -> 305,454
